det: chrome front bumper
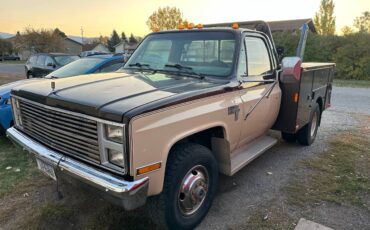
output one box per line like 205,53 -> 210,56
7,127 -> 149,210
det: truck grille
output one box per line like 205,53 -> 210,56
18,99 -> 101,164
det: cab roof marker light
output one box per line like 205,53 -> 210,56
197,23 -> 203,29
188,23 -> 194,29
178,24 -> 184,30
232,23 -> 239,29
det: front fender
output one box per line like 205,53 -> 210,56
129,91 -> 242,195
0,105 -> 13,131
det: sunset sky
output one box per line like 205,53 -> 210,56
0,0 -> 369,37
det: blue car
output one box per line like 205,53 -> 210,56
0,54 -> 125,134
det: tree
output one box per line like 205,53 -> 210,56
146,6 -> 183,31
53,28 -> 67,38
354,11 -> 370,33
341,26 -> 354,35
107,30 -> 121,52
121,32 -> 127,43
129,33 -> 138,44
18,27 -> 64,53
314,0 -> 336,35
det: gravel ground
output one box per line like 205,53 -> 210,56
0,63 -> 26,76
197,86 -> 370,230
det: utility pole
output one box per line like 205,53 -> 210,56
81,26 -> 84,44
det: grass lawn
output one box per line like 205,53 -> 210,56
0,60 -> 26,64
334,79 -> 370,88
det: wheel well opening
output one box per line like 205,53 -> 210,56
171,126 -> 225,152
316,97 -> 323,125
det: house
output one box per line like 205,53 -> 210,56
82,43 -> 110,53
204,19 -> 317,33
114,41 -> 138,54
64,37 -> 83,55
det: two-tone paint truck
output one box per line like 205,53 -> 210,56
7,21 -> 334,229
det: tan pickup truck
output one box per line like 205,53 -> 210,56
7,21 -> 334,229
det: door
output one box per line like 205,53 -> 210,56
237,34 -> 281,147
34,54 -> 46,77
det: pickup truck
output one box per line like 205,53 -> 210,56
7,21 -> 335,229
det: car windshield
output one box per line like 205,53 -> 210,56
46,58 -> 103,78
54,55 -> 80,66
123,31 -> 236,78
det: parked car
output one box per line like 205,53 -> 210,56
0,54 -> 125,134
25,53 -> 79,78
0,79 -> 42,134
0,54 -> 21,61
8,22 -> 335,229
80,50 -> 110,57
46,54 -> 125,78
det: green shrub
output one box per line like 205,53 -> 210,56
273,32 -> 370,80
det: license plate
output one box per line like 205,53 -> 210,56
36,159 -> 56,181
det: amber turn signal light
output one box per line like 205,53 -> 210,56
294,93 -> 299,103
137,162 -> 162,175
232,23 -> 239,29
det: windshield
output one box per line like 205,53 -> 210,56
46,58 -> 103,78
123,31 -> 236,77
54,55 -> 80,66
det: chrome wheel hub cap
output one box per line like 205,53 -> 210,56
311,112 -> 318,137
178,165 -> 209,216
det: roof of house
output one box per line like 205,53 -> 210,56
114,41 -> 138,50
65,37 -> 83,46
0,32 -> 15,39
204,18 -> 316,33
82,43 -> 108,51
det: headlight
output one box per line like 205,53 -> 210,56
105,124 -> 124,143
107,149 -> 125,167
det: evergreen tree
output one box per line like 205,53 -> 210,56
108,30 -> 120,52
314,0 -> 336,35
129,33 -> 138,44
121,32 -> 127,43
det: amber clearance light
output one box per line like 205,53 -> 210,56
137,162 -> 162,175
178,24 -> 184,30
197,23 -> 203,29
187,23 -> 194,29
232,23 -> 239,29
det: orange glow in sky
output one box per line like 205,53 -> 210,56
0,0 -> 369,37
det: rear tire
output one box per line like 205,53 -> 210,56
281,132 -> 297,143
147,143 -> 218,230
297,103 -> 320,146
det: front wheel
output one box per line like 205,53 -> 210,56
297,103 -> 320,146
27,72 -> 34,79
148,143 -> 218,230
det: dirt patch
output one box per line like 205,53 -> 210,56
0,73 -> 24,85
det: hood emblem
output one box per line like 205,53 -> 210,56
51,81 -> 55,92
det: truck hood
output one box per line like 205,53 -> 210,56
11,71 -> 229,122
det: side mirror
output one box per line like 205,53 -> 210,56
276,46 -> 284,57
47,62 -> 56,68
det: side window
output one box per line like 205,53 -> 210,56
245,37 -> 272,76
45,56 -> 54,66
29,55 -> 37,64
36,55 -> 46,66
99,62 -> 124,73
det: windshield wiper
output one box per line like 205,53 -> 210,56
128,62 -> 157,73
164,63 -> 204,79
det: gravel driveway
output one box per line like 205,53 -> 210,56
197,86 -> 370,230
0,64 -> 25,75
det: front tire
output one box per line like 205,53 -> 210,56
297,103 -> 320,146
27,72 -> 34,79
148,143 -> 218,230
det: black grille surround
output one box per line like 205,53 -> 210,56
18,99 -> 102,164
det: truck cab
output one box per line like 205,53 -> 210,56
7,22 -> 334,230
